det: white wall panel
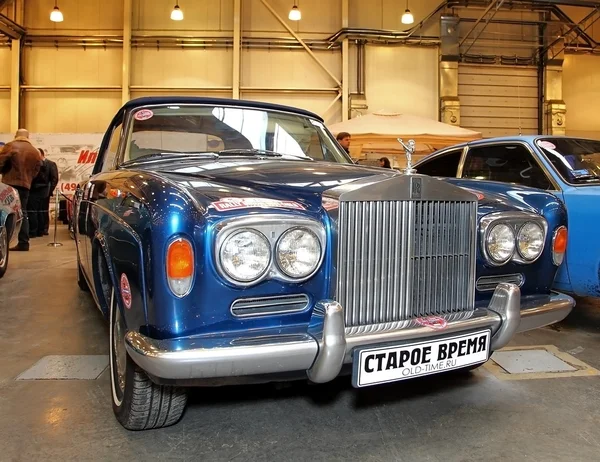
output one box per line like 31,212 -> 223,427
243,0 -> 340,34
0,94 -> 10,132
350,0 -> 440,36
564,54 -> 600,139
131,48 -> 232,87
25,0 -> 124,32
23,48 -> 122,86
23,92 -> 121,133
364,45 -> 438,119
561,6 -> 600,43
0,47 -> 10,86
133,0 -> 233,32
241,48 -> 340,88
241,93 -> 341,124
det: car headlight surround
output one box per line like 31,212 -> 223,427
276,227 -> 322,279
485,223 -> 516,265
219,229 -> 271,283
214,214 -> 326,286
516,221 -> 545,261
480,212 -> 548,266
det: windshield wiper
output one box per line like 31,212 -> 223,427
218,148 -> 283,157
120,152 -> 219,167
217,148 -> 312,160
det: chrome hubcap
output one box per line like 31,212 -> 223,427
0,227 -> 7,268
112,296 -> 126,396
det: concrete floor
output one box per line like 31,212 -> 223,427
1,226 -> 600,462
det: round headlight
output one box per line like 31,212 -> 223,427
517,222 -> 544,261
276,228 -> 322,279
486,223 -> 515,264
220,229 -> 271,282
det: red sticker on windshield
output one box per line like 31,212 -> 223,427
134,109 -> 154,121
538,140 -> 556,150
415,315 -> 448,330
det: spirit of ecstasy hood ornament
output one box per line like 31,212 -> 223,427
397,138 -> 417,174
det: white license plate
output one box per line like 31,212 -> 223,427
353,330 -> 491,387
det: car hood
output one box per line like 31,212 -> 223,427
143,160 -> 546,216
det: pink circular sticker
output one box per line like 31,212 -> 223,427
538,140 -> 556,150
134,109 -> 154,121
120,273 -> 132,309
415,315 -> 448,330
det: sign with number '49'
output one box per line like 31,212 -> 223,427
1,133 -> 104,197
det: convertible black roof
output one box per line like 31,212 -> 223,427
121,96 -> 323,121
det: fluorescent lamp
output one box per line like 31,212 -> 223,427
171,4 -> 184,21
289,5 -> 301,21
50,6 -> 63,22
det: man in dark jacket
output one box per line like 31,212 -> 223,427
29,150 -> 51,238
38,149 -> 59,235
0,129 -> 42,251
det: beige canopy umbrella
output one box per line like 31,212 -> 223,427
327,111 -> 482,168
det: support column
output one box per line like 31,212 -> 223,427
439,15 -> 460,126
233,0 -> 241,99
10,38 -> 20,133
122,0 -> 132,105
544,29 -> 566,135
341,0 -> 349,121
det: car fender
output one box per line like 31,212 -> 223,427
91,206 -> 149,333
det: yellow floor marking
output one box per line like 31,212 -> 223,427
483,344 -> 600,380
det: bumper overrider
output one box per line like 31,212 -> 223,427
125,284 -> 574,385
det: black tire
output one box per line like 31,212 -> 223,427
77,259 -> 89,291
0,226 -> 8,279
109,288 -> 187,430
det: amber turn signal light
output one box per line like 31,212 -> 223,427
167,238 -> 194,280
552,226 -> 567,266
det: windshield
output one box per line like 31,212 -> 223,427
122,105 -> 352,165
536,138 -> 600,184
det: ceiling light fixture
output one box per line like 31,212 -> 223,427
171,3 -> 184,21
50,1 -> 64,22
401,0 -> 414,25
289,1 -> 301,21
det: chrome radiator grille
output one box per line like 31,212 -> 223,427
336,200 -> 477,327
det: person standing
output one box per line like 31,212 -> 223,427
40,149 -> 58,236
379,157 -> 392,168
336,132 -> 351,154
0,129 -> 42,251
28,150 -> 51,238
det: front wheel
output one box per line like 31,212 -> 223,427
109,288 -> 187,430
0,226 -> 9,279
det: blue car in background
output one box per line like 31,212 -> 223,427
74,98 -> 574,430
415,135 -> 600,298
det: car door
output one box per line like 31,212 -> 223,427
80,122 -> 124,279
415,148 -> 464,177
459,143 -> 556,191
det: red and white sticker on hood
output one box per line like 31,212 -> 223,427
210,197 -> 306,212
459,187 -> 485,201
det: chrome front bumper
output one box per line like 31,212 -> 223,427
125,284 -> 574,384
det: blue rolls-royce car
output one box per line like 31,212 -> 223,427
74,97 -> 574,430
414,136 -> 600,298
